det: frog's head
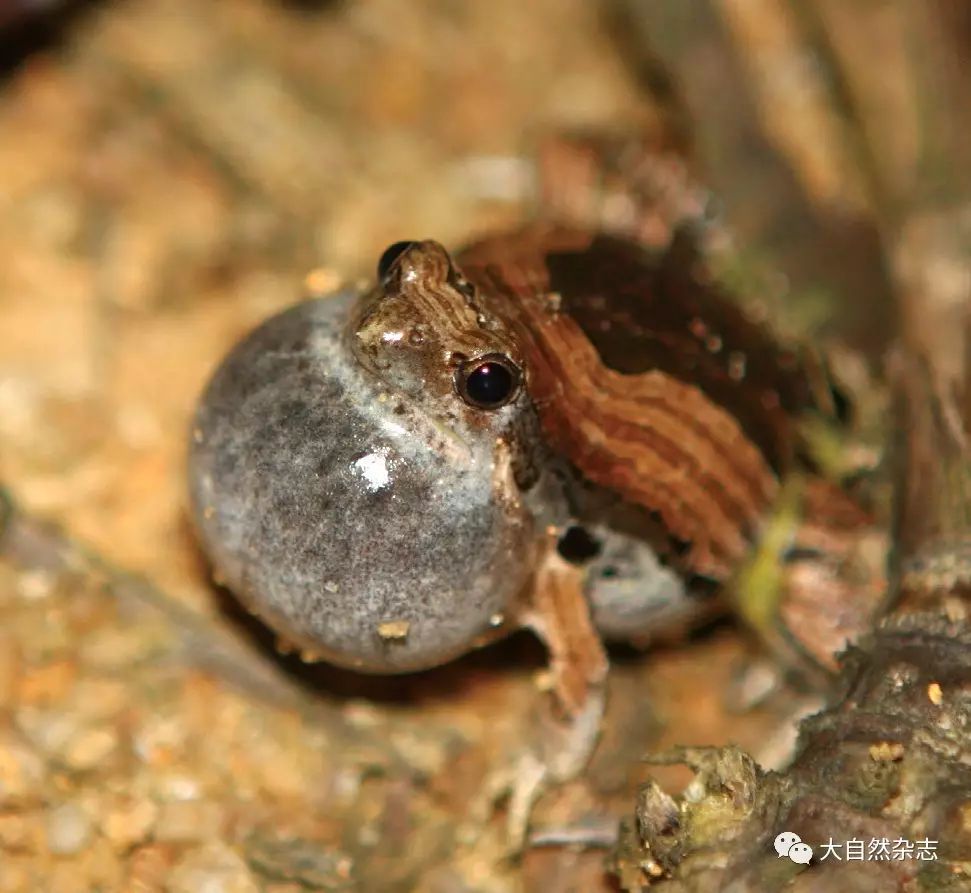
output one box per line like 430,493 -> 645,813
351,239 -> 526,422
189,241 -> 554,675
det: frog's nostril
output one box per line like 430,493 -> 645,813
556,525 -> 602,565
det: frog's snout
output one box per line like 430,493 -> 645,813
188,290 -> 535,673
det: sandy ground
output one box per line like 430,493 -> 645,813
0,2 -> 876,890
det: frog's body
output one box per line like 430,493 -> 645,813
189,215 -> 833,674
189,142 -> 883,837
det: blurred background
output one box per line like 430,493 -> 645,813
0,1 -> 967,891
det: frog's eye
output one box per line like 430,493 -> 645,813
455,354 -> 521,410
377,241 -> 417,279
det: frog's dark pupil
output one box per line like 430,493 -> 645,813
377,241 -> 416,279
459,356 -> 518,409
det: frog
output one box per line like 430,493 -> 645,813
187,134 -> 885,842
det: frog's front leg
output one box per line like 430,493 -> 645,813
502,530 -> 609,848
522,532 -> 609,717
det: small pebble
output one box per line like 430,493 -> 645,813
18,659 -> 76,705
16,570 -> 56,602
128,844 -> 174,891
68,678 -> 128,722
47,860 -> 99,893
166,843 -> 259,893
65,726 -> 118,771
16,706 -> 81,756
0,857 -> 31,892
154,800 -> 223,843
101,798 -> 158,848
303,267 -> 343,296
152,772 -> 202,802
0,812 -> 42,850
0,736 -> 46,805
79,627 -> 156,671
46,802 -> 94,855
134,715 -> 190,765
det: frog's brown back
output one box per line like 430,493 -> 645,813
458,225 -> 821,580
